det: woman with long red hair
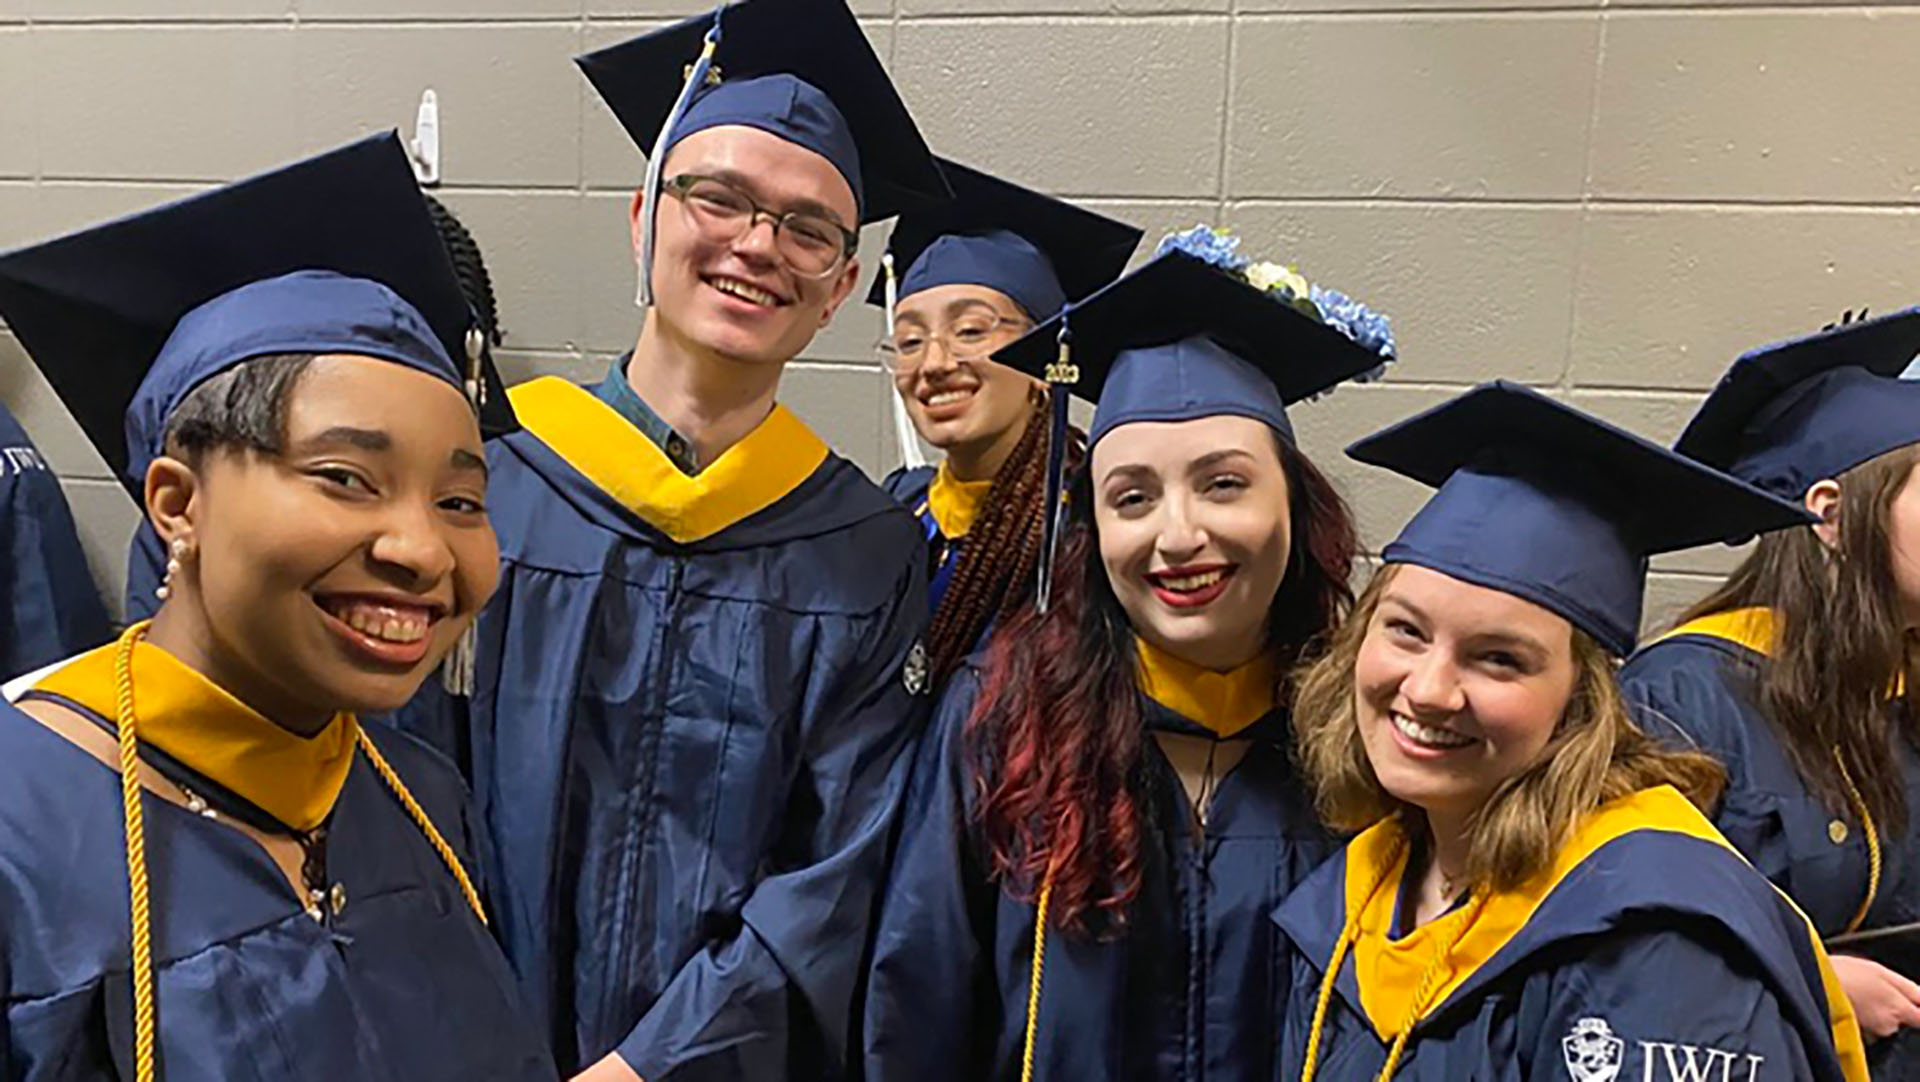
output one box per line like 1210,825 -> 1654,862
862,239 -> 1395,1082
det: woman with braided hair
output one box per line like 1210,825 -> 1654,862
874,160 -> 1141,683
0,137 -> 552,1080
864,246 -> 1385,1082
1276,383 -> 1862,1082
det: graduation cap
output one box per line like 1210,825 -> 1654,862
993,249 -> 1395,609
579,0 -> 949,308
1674,308 -> 1920,501
869,157 -> 1142,470
0,132 -> 514,501
867,158 -> 1143,321
1350,381 -> 1816,656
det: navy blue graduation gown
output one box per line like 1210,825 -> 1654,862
881,465 -> 958,612
1621,615 -> 1920,1076
0,698 -> 555,1080
1273,786 -> 1867,1082
863,663 -> 1340,1082
394,378 -> 931,1079
0,404 -> 110,678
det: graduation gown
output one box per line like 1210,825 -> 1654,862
1273,785 -> 1867,1082
0,642 -> 554,1081
1620,608 -> 1920,1076
863,660 -> 1340,1082
394,377 -> 931,1079
0,404 -> 110,679
881,465 -> 961,613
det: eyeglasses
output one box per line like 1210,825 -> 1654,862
662,174 -> 858,279
879,309 -> 1031,374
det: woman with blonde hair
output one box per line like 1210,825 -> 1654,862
1622,312 -> 1920,1071
1277,381 -> 1866,1082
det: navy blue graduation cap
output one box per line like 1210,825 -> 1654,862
1674,308 -> 1920,501
578,0 -> 949,295
0,132 -> 513,500
867,158 -> 1144,322
1350,381 -> 1816,656
997,250 -> 1391,444
995,249 -> 1395,609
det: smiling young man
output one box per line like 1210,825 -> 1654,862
389,3 -> 951,1081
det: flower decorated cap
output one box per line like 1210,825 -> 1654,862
1674,307 -> 1920,501
0,132 -> 512,500
993,226 -> 1395,610
867,158 -> 1144,322
1353,381 -> 1814,656
993,228 -> 1396,448
578,0 -> 946,226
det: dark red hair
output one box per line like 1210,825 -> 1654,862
965,435 -> 1358,935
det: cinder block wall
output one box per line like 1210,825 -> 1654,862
3,0 -> 1916,628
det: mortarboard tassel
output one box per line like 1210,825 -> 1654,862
441,623 -> 477,698
636,11 -> 726,309
446,322 -> 481,700
883,251 -> 928,471
1035,323 -> 1075,615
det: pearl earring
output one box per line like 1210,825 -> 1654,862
155,537 -> 188,602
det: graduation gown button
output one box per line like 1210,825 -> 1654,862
1828,819 -> 1849,845
330,883 -> 348,916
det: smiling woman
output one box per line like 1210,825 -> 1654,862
150,352 -> 496,727
869,159 -> 1143,688
0,136 -> 555,1081
1276,381 -> 1866,1082
863,248 -> 1385,1082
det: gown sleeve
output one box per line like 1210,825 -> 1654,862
1519,924 -> 1863,1082
612,554 -> 932,1082
0,432 -> 111,679
862,669 -> 996,1082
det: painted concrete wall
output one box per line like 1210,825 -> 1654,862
3,0 -> 1916,627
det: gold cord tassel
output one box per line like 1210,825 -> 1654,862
107,621 -> 487,1082
1019,868 -> 1057,1082
357,729 -> 486,924
114,623 -> 160,1082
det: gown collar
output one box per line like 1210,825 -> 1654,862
29,639 -> 357,832
508,375 -> 829,545
925,462 -> 993,541
1133,636 -> 1278,739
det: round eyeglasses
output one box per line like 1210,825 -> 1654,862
662,174 -> 858,279
878,310 -> 1031,375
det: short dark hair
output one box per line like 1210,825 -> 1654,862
162,353 -> 316,465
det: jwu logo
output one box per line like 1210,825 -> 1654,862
1560,1019 -> 1766,1082
1636,1040 -> 1765,1082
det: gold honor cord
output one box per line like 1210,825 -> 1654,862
113,626 -> 159,1082
1834,750 -> 1882,935
1299,839 -> 1487,1082
110,622 -> 486,1081
1020,869 -> 1057,1082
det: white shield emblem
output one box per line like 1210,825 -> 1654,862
1563,1017 -> 1624,1082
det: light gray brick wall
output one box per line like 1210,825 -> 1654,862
2,0 -> 1915,629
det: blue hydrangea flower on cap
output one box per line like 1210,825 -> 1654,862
1154,223 -> 1395,384
1157,224 -> 1250,274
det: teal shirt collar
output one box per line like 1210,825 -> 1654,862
591,353 -> 702,475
